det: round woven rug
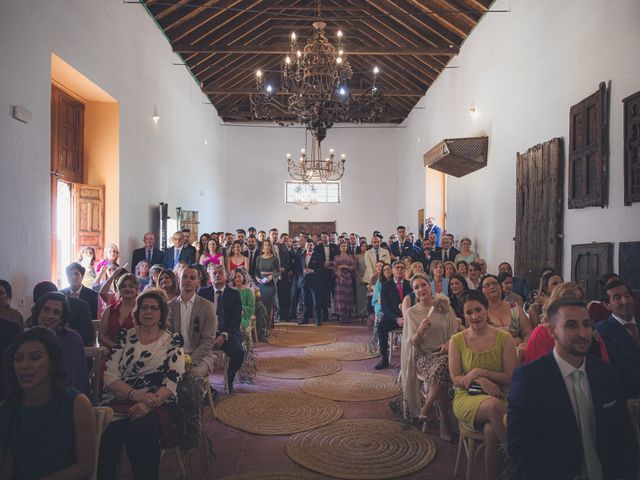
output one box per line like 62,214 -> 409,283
216,392 -> 343,435
218,473 -> 324,480
267,330 -> 337,348
258,355 -> 342,379
286,419 -> 436,479
300,371 -> 401,402
303,342 -> 378,361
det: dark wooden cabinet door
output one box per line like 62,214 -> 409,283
571,243 -> 613,301
288,221 -> 336,238
568,82 -> 608,209
51,85 -> 84,183
623,90 -> 640,205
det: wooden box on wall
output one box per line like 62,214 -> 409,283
571,243 -> 613,300
423,137 -> 488,178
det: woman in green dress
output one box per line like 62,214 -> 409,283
448,290 -> 517,480
232,268 -> 256,345
254,239 -> 280,325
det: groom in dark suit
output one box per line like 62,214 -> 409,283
375,261 -> 410,370
508,297 -> 637,480
311,232 -> 338,324
198,265 -> 244,392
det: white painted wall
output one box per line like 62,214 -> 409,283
223,124 -> 402,237
0,0 -> 225,313
397,0 -> 640,276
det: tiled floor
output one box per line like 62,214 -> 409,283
159,321 -> 476,479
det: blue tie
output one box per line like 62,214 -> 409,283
174,249 -> 179,265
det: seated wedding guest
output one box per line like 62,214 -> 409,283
194,233 -> 210,264
61,262 -> 99,319
198,265 -> 244,393
0,327 -> 96,479
524,283 -> 609,364
443,261 -> 457,280
226,240 -> 249,274
158,269 -> 180,303
375,261 -> 411,370
466,261 -> 482,290
454,238 -> 479,265
173,260 -> 188,279
477,259 -> 488,276
135,260 -> 151,290
97,290 -> 184,480
78,245 -> 97,287
231,268 -> 255,344
508,297 -> 638,480
456,260 -> 469,277
401,274 -> 457,440
0,318 -> 21,400
31,281 -> 94,347
131,232 -> 164,269
497,271 -> 523,307
98,274 -> 139,350
448,274 -> 470,323
497,262 -> 530,301
449,290 -> 517,480
528,271 -> 563,327
98,265 -> 128,309
402,256 -> 413,273
199,237 -> 225,269
408,261 -> 424,280
480,274 -> 531,345
168,267 -> 217,387
146,264 -> 165,290
429,260 -> 449,295
0,279 -> 24,331
595,280 -> 640,399
94,243 -> 120,280
33,292 -> 91,398
588,273 -> 621,323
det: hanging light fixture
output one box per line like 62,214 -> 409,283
251,1 -> 385,142
286,131 -> 346,182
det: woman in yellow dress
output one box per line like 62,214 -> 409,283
448,290 -> 517,480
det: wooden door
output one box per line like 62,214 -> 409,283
73,183 -> 104,260
571,243 -> 613,301
515,138 -> 564,290
51,86 -> 84,182
623,90 -> 640,205
288,221 -> 337,238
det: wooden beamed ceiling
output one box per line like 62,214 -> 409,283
143,0 -> 494,123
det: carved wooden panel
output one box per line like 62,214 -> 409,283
571,243 -> 613,301
288,221 -> 337,238
51,85 -> 84,184
515,138 -> 564,289
623,90 -> 640,205
73,183 -> 104,260
568,82 -> 608,209
619,242 -> 640,295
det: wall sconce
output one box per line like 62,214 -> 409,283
469,106 -> 477,117
152,106 -> 160,123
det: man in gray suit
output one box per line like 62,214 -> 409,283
363,235 -> 391,284
169,266 -> 217,382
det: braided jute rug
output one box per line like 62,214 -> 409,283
216,392 -> 343,435
286,419 -> 437,479
218,472 -> 325,480
300,371 -> 402,402
257,355 -> 342,379
303,342 -> 378,361
267,330 -> 337,348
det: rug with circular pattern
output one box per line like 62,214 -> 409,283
286,419 -> 436,479
218,472 -> 325,480
267,330 -> 337,348
258,355 -> 342,379
216,392 -> 343,435
303,342 -> 378,361
300,371 -> 401,402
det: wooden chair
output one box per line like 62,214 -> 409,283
213,349 -> 231,394
453,422 -> 485,480
91,319 -> 101,347
249,314 -> 258,344
160,447 -> 186,478
90,406 -> 113,480
388,328 -> 402,364
85,346 -> 109,406
203,377 -> 217,419
515,343 -> 527,365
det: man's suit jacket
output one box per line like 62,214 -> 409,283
60,285 -> 99,320
197,286 -> 243,342
433,247 -> 460,263
311,243 -> 338,271
363,248 -> 391,283
291,251 -> 317,288
424,224 -> 442,247
243,249 -> 260,277
595,315 -> 640,399
380,278 -> 411,323
132,247 -> 164,268
507,353 -> 637,480
168,294 -> 217,370
163,246 -> 196,270
389,240 -> 418,260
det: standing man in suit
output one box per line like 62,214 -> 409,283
347,233 -> 359,255
243,235 -> 260,277
595,280 -> 640,399
434,234 -> 459,263
423,217 -> 442,248
375,261 -> 411,370
132,232 -> 164,268
389,226 -> 418,261
274,231 -> 292,321
168,266 -> 217,388
198,265 -> 245,392
62,262 -> 99,320
311,232 -> 338,324
164,231 -> 195,270
363,235 -> 391,284
508,297 -> 637,479
291,239 -> 318,324
181,228 -> 197,260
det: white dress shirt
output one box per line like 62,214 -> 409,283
179,294 -> 196,353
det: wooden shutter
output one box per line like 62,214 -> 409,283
571,243 -> 613,301
568,82 -> 608,209
73,183 -> 104,260
515,138 -> 564,289
623,90 -> 640,205
51,85 -> 84,183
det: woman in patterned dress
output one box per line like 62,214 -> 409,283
333,241 -> 356,323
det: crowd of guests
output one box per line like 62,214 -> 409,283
0,218 -> 639,479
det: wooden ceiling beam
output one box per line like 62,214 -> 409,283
204,87 -> 424,97
173,43 -> 459,56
